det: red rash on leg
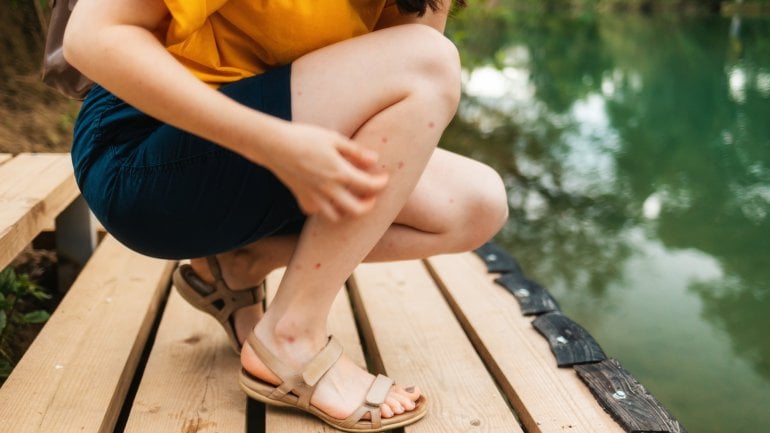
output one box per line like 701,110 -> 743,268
314,262 -> 321,269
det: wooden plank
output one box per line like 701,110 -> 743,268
575,359 -> 687,433
350,260 -> 523,433
0,153 -> 79,269
532,312 -> 607,367
123,290 -> 247,433
0,236 -> 174,433
0,153 -> 11,165
264,268 -> 367,433
426,253 -> 625,433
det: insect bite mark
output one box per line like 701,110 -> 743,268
314,262 -> 322,269
397,161 -> 404,170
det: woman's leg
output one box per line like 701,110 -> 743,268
236,24 -> 468,420
191,147 -> 508,342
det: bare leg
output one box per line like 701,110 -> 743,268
235,25 -> 464,421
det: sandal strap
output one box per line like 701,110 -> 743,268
196,256 -> 264,321
339,374 -> 394,430
245,334 -> 343,410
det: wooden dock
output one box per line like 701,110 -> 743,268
0,153 -> 685,433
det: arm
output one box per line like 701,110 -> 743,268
64,0 -> 386,220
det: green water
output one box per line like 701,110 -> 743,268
442,10 -> 770,433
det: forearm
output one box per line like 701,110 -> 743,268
63,0 -> 287,166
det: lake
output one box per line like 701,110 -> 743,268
442,8 -> 770,433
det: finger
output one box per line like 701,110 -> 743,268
297,195 -> 320,216
342,166 -> 389,197
336,140 -> 380,170
329,186 -> 376,217
317,199 -> 340,223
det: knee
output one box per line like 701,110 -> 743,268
457,166 -> 509,251
400,25 -> 462,119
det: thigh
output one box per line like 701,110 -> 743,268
290,24 -> 456,136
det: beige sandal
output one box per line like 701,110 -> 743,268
172,256 -> 265,354
239,333 -> 428,432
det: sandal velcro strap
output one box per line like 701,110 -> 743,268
245,334 -> 344,410
339,374 -> 394,429
365,374 -> 394,407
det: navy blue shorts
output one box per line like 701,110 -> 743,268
71,64 -> 305,259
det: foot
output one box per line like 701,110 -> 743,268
189,250 -> 271,345
242,329 -> 422,420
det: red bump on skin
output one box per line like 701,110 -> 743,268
287,336 -> 295,343
295,264 -> 303,270
314,262 -> 321,269
297,91 -> 303,96
382,137 -> 388,143
381,164 -> 387,169
449,198 -> 455,204
428,121 -> 435,128
397,161 -> 404,170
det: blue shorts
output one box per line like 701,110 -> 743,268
71,64 -> 305,259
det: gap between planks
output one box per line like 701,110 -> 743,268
0,153 -> 79,270
350,260 -> 523,433
122,289 -> 247,433
426,252 -> 625,433
0,236 -> 173,433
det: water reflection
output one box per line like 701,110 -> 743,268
443,7 -> 770,432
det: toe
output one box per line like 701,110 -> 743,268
391,390 -> 416,411
380,403 -> 394,418
386,396 -> 404,415
395,384 -> 421,402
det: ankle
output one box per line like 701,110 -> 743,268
255,314 -> 328,352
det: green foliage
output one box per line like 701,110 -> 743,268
0,267 -> 51,379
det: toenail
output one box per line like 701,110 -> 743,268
405,386 -> 415,393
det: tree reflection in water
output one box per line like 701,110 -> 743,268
442,4 -> 770,432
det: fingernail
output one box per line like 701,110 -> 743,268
405,386 -> 415,393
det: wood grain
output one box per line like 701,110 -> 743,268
0,236 -> 174,433
350,260 -> 523,433
426,253 -> 625,433
575,359 -> 687,433
0,153 -> 79,269
532,312 -> 607,367
264,268 -> 368,433
123,290 -> 247,433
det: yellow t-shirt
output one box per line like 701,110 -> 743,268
162,0 -> 394,87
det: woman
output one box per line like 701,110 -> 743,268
63,0 -> 508,431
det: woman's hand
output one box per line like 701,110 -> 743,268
265,122 -> 389,222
